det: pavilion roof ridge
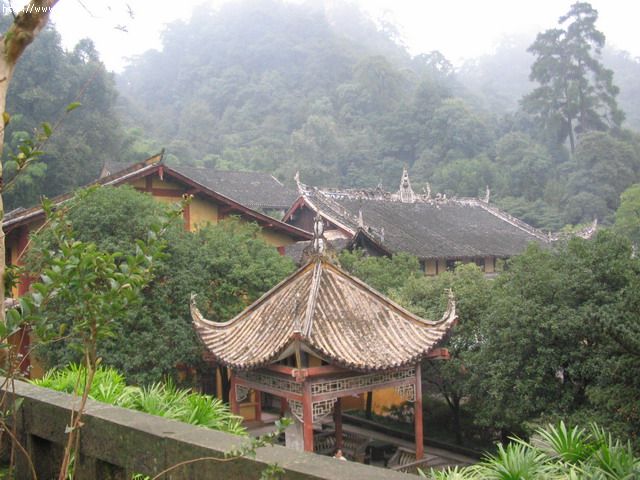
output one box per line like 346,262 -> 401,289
191,254 -> 458,372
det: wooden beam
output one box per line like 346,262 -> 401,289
264,364 -> 351,380
264,364 -> 296,376
150,187 -> 184,198
425,348 -> 450,360
303,381 -> 314,452
229,370 -> 239,415
234,376 -> 303,402
304,365 -> 351,378
414,363 -> 424,460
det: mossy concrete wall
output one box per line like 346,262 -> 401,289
6,380 -> 413,480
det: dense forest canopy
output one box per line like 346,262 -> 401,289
5,0 -> 640,230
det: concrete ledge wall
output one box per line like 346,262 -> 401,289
5,380 -> 413,479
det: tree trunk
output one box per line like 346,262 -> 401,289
0,1 -> 59,325
452,397 -> 462,445
567,116 -> 576,155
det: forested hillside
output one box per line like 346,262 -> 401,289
5,0 -> 640,231
117,0 -> 640,230
0,14 -> 155,211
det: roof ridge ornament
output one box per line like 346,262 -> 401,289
312,215 -> 325,255
294,171 -> 307,195
398,167 -> 415,203
483,185 -> 490,203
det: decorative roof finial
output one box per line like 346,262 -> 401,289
380,227 -> 385,243
357,209 -> 364,228
426,182 -> 432,200
483,185 -> 491,203
312,215 -> 325,255
398,167 -> 415,203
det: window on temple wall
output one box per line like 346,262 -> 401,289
474,257 -> 485,272
446,259 -> 456,271
419,260 -> 426,273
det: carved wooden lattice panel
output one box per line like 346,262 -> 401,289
237,371 -> 303,395
311,367 -> 415,396
394,384 -> 416,402
235,384 -> 250,403
289,399 -> 304,423
287,398 -> 337,423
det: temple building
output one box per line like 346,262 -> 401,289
5,153 -> 311,273
192,217 -> 457,463
283,169 -> 597,274
3,153 -> 311,376
101,161 -> 298,217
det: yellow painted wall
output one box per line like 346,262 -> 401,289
371,387 -> 406,415
129,177 -> 146,189
425,259 -> 437,276
152,176 -> 182,190
189,196 -> 219,231
260,228 -> 296,247
239,390 -> 258,422
485,256 -> 495,273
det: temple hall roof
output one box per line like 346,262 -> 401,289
103,161 -> 297,211
191,256 -> 457,372
284,171 -> 558,260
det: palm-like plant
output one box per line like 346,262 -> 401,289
419,422 -> 640,480
589,424 -> 640,480
535,421 -> 595,465
32,365 -> 246,436
479,441 -> 557,480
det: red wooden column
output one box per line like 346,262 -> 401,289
255,390 -> 262,422
414,363 -> 424,459
229,370 -> 239,415
302,381 -> 314,452
334,398 -> 343,449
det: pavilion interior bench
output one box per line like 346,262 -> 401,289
313,430 -> 371,463
387,446 -> 432,474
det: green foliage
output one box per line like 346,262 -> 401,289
394,264 -> 493,446
420,422 -> 640,479
469,231 -> 640,445
523,2 -> 623,154
614,183 -> 640,245
337,250 -> 421,294
29,186 -> 295,385
32,364 -> 246,436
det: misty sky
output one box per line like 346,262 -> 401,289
10,0 -> 640,72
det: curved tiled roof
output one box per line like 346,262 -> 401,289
291,188 -> 553,259
170,165 -> 297,210
192,257 -> 457,372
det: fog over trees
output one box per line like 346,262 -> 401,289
6,0 -> 640,231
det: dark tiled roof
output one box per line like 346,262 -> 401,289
301,189 -> 551,260
192,257 -> 457,372
169,165 -> 297,211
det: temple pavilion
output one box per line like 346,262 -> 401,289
191,217 -> 458,460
